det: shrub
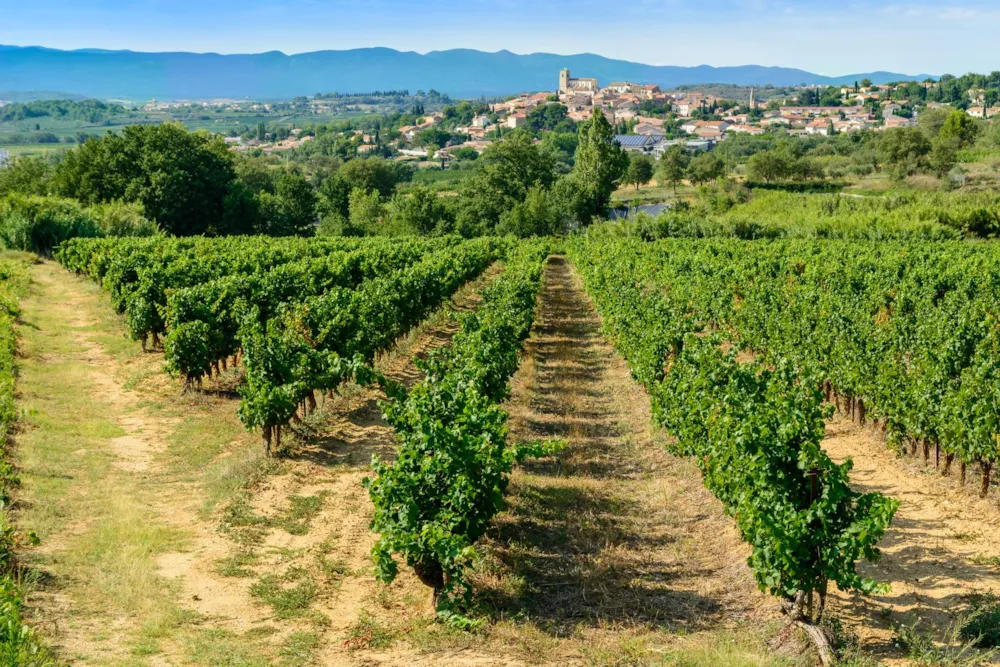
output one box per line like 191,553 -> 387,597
961,593 -> 1000,647
87,200 -> 158,237
0,195 -> 99,253
0,195 -> 157,254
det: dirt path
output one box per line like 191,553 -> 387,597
176,263 -> 525,667
461,257 -> 799,664
17,261 -> 186,663
14,257 -> 519,666
224,257 -> 801,666
16,261 -> 295,665
824,414 -> 1000,662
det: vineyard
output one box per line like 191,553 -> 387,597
0,231 -> 997,665
570,234 -> 1000,499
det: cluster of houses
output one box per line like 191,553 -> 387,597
612,102 -> 922,154
222,71 -> 998,161
760,105 -> 915,135
141,99 -> 255,112
227,127 -> 315,153
385,72 -> 940,160
559,68 -> 726,119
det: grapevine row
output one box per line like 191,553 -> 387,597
365,240 -> 552,605
236,238 -> 503,453
613,237 -> 1000,501
567,236 -> 899,621
162,236 -> 459,385
56,235 -> 374,346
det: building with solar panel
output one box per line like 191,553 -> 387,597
614,134 -> 664,154
614,134 -> 717,157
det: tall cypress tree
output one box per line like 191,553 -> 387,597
572,108 -> 628,223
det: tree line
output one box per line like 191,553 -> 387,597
0,98 -> 130,123
0,108 -> 631,242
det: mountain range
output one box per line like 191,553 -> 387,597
0,45 -> 935,101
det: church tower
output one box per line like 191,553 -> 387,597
559,69 -> 570,94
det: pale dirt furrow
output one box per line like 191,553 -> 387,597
18,261 -> 270,664
824,413 -> 1000,664
455,256 -> 798,664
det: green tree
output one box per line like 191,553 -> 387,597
340,157 -> 412,199
985,89 -> 1000,111
687,152 -> 725,186
219,180 -> 262,235
939,109 -> 980,148
877,127 -> 932,178
53,123 -> 237,236
496,185 -> 566,237
746,149 -> 791,183
234,156 -> 276,195
316,212 -> 352,237
416,126 -> 451,149
860,78 -> 873,89
548,175 -> 589,226
918,108 -> 951,139
0,156 -> 53,196
526,103 -> 575,134
86,199 -> 158,236
387,185 -> 450,235
539,131 -> 579,171
929,136 -> 960,177
818,88 -> 842,107
623,153 -> 655,191
658,145 -> 690,193
257,171 -> 316,236
257,122 -> 267,141
456,132 -> 556,235
348,187 -> 384,233
450,146 -> 479,161
572,109 -> 629,222
317,171 -> 352,219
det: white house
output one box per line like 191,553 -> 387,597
507,113 -> 527,129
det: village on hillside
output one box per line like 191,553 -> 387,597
213,68 -> 994,165
2,69 -> 994,177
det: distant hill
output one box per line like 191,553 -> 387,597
0,45 -> 936,100
0,89 -> 87,103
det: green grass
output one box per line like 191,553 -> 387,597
273,493 -> 328,535
219,490 -> 326,547
0,143 -> 67,157
611,181 -> 695,205
216,551 -> 261,578
344,612 -> 397,652
15,264 -> 193,663
279,632 -> 321,665
578,631 -> 782,667
399,165 -> 475,193
249,569 -> 318,618
316,552 -> 350,580
11,263 -> 325,664
960,594 -> 1000,648
893,618 -> 995,666
180,628 -> 273,667
969,554 -> 1000,567
220,496 -> 272,546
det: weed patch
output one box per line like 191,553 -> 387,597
250,569 -> 317,618
343,611 -> 396,651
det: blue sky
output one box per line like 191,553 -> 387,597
1,0 -> 998,76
